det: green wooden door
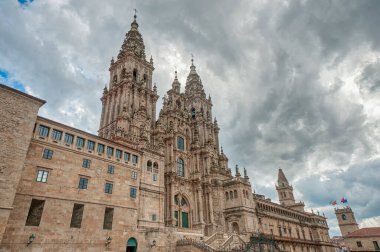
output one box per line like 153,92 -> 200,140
182,212 -> 189,228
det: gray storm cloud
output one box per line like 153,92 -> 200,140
1,0 -> 380,236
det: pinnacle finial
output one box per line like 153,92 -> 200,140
175,70 -> 178,79
134,9 -> 137,20
191,54 -> 194,66
221,146 -> 224,154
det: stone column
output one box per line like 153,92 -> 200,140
209,190 -> 215,224
198,186 -> 204,224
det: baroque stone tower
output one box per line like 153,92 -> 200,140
98,14 -> 158,146
154,59 -> 230,235
335,207 -> 359,236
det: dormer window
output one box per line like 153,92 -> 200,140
113,75 -> 117,83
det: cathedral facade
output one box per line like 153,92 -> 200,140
0,16 -> 333,252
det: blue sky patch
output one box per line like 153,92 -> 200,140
18,0 -> 34,6
0,68 -> 27,92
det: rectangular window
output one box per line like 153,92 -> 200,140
38,125 -> 50,137
64,133 -> 74,144
116,149 -> 122,159
78,177 -> 88,189
152,214 -> 157,221
357,241 -> 363,247
107,165 -> 114,174
104,182 -> 113,194
131,171 -> 137,180
42,149 -> 53,160
103,207 -> 114,230
36,170 -> 49,183
132,155 -> 138,164
153,173 -> 158,181
52,129 -> 62,141
373,241 -> 380,250
76,137 -> 85,148
174,211 -> 178,227
107,147 -> 114,156
70,204 -> 84,228
25,199 -> 45,226
97,143 -> 104,153
87,140 -> 95,151
177,136 -> 185,151
82,159 -> 91,168
130,187 -> 137,198
124,152 -> 130,161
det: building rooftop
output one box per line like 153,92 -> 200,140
345,227 -> 380,238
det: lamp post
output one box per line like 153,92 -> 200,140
105,236 -> 112,246
27,234 -> 35,246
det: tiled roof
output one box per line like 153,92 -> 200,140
346,227 -> 380,238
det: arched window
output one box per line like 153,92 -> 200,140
133,69 -> 137,81
147,160 -> 152,172
342,214 -> 347,221
229,191 -> 233,199
234,190 -> 238,198
176,99 -> 181,109
143,74 -> 147,82
113,75 -> 117,83
191,108 -> 196,118
177,158 -> 184,177
174,194 -> 190,228
153,162 -> 158,173
121,68 -> 126,79
177,136 -> 185,151
225,192 -> 229,200
231,222 -> 239,233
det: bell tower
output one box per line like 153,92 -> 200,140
98,14 -> 158,145
276,168 -> 296,206
335,207 -> 359,236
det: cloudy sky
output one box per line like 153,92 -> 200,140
1,0 -> 380,236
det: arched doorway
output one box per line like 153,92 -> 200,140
174,194 -> 190,228
126,237 -> 137,252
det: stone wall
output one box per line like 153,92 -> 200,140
0,84 -> 45,243
0,115 -> 166,251
345,236 -> 380,251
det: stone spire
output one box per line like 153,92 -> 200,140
185,57 -> 205,96
172,70 -> 181,93
117,13 -> 146,60
235,165 -> 241,177
278,168 -> 289,186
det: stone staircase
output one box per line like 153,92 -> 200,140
176,232 -> 246,251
